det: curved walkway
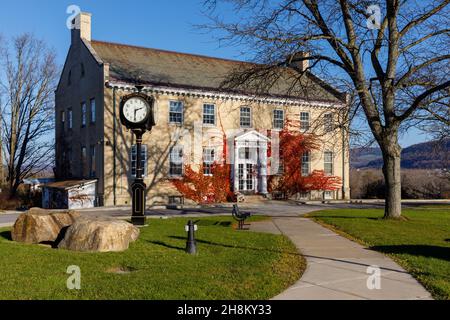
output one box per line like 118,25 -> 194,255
250,217 -> 433,300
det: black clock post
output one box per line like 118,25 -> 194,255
131,128 -> 146,225
119,86 -> 155,226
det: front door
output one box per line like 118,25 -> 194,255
238,163 -> 257,193
237,147 -> 258,193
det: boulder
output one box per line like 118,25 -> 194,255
12,208 -> 80,244
58,217 -> 140,252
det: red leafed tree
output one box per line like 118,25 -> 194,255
171,115 -> 233,204
171,163 -> 231,203
269,120 -> 342,196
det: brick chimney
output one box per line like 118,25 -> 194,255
287,51 -> 310,72
71,12 -> 92,43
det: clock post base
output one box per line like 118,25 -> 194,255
131,179 -> 146,226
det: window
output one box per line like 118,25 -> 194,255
238,164 -> 244,190
81,146 -> 87,177
90,98 -> 96,123
203,104 -> 215,125
324,113 -> 334,132
61,111 -> 65,130
68,109 -> 73,129
90,145 -> 96,177
81,63 -> 85,78
240,106 -> 251,128
131,145 -> 148,177
300,112 -> 310,131
169,101 -> 183,124
273,109 -> 284,129
68,70 -> 72,86
239,147 -> 252,160
301,151 -> 310,176
278,156 -> 285,175
81,102 -> 87,127
324,151 -> 333,175
169,146 -> 183,176
324,191 -> 334,200
203,148 -> 215,175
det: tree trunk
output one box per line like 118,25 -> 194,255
381,138 -> 402,219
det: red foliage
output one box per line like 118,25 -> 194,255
269,120 -> 342,196
171,163 -> 232,204
171,113 -> 233,204
172,118 -> 342,203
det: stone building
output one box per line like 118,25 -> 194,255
55,12 -> 350,207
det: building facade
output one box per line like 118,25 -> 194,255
55,12 -> 350,207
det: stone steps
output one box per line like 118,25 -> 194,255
239,194 -> 269,204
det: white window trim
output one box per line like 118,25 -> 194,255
203,147 -> 216,176
300,112 -> 310,131
169,101 -> 184,125
169,146 -> 184,177
324,113 -> 334,133
202,103 -> 216,127
273,109 -> 284,130
324,151 -> 334,175
240,106 -> 252,128
301,151 -> 311,176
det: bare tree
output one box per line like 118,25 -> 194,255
0,34 -> 58,198
203,0 -> 450,218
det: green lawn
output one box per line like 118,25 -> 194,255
308,206 -> 450,300
0,216 -> 304,300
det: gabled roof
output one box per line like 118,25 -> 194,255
235,130 -> 270,142
90,40 -> 345,104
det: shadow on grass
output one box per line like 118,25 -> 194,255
312,215 -> 380,220
0,231 -> 12,241
193,220 -> 232,227
370,245 -> 450,261
148,240 -> 185,252
167,236 -> 299,256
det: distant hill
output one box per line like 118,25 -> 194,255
351,139 -> 449,169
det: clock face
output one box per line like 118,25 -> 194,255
123,97 -> 149,123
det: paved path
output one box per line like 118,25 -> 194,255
251,217 -> 433,300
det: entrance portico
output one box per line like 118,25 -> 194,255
233,131 -> 270,195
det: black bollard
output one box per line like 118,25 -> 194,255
185,220 -> 197,255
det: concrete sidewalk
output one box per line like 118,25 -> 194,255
250,218 -> 433,300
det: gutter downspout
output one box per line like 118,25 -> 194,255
342,128 -> 346,200
342,93 -> 350,200
113,86 -> 117,206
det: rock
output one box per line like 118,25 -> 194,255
11,208 -> 80,244
58,217 -> 140,252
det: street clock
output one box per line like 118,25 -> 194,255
119,93 -> 155,131
119,89 -> 156,226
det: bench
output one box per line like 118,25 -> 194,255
232,204 -> 252,230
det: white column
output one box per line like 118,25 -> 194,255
259,145 -> 268,194
234,145 -> 240,192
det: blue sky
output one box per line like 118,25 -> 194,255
0,0 -> 431,147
